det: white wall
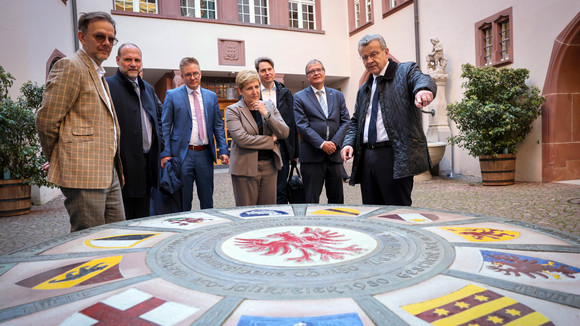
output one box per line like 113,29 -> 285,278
0,0 -> 74,204
0,0 -> 74,93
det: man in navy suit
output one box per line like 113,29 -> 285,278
106,43 -> 163,219
294,59 -> 350,203
161,57 -> 229,210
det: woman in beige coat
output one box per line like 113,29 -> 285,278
226,70 -> 289,206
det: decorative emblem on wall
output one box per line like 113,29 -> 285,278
218,39 -> 245,66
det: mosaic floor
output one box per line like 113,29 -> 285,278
0,205 -> 579,325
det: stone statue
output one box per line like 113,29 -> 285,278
426,38 -> 447,71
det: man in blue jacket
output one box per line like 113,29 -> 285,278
294,59 -> 350,204
161,57 -> 229,210
341,34 -> 436,206
107,43 -> 163,219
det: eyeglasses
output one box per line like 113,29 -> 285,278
361,51 -> 382,62
306,68 -> 324,76
183,72 -> 201,79
92,33 -> 118,45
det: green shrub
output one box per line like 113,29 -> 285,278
447,63 -> 544,157
0,66 -> 52,187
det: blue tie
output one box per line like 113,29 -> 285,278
368,82 -> 379,146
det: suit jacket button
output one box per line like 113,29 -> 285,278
135,154 -> 140,159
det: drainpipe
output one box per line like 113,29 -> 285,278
72,0 -> 79,51
413,0 -> 420,67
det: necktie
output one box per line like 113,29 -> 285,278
316,90 -> 328,118
368,79 -> 380,146
192,90 -> 205,144
133,81 -> 151,153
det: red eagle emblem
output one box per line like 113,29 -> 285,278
234,227 -> 364,263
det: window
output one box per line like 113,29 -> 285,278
349,0 -> 372,33
181,0 -> 217,19
289,0 -> 315,29
239,0 -> 269,25
475,7 -> 513,67
114,0 -> 157,14
381,0 -> 411,17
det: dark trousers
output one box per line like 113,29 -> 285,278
301,158 -> 344,204
181,148 -> 214,210
276,142 -> 290,204
123,195 -> 151,220
123,152 -> 152,220
360,146 -> 413,206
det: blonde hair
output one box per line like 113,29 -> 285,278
235,70 -> 260,89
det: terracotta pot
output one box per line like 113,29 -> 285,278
0,179 -> 31,216
478,153 -> 516,186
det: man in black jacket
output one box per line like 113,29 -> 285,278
341,34 -> 436,206
255,57 -> 299,204
107,43 -> 163,218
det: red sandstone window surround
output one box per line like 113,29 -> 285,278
475,7 -> 513,67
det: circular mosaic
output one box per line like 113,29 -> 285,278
147,216 -> 454,299
2,205 -> 579,326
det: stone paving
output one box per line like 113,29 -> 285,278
0,167 -> 579,256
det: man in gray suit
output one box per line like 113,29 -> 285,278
293,59 -> 350,203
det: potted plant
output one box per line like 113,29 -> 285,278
447,63 -> 544,185
0,66 -> 51,216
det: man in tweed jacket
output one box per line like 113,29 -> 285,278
37,12 -> 125,231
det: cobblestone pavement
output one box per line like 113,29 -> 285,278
1,166 -> 579,255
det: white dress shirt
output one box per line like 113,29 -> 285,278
363,62 -> 390,144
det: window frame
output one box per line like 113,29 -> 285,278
180,0 -> 217,19
238,0 -> 269,25
381,0 -> 412,18
475,7 -> 514,67
289,0 -> 316,30
111,0 -> 324,34
348,0 -> 373,34
114,0 -> 158,14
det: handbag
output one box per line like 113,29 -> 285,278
286,160 -> 306,204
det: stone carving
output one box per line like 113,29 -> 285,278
426,37 -> 447,71
218,39 -> 245,66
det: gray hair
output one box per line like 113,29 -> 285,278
358,34 -> 387,52
304,59 -> 325,75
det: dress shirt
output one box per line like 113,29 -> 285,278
81,48 -> 117,151
260,84 -> 277,107
131,79 -> 152,153
311,85 -> 330,148
363,62 -> 390,144
187,86 -> 208,146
